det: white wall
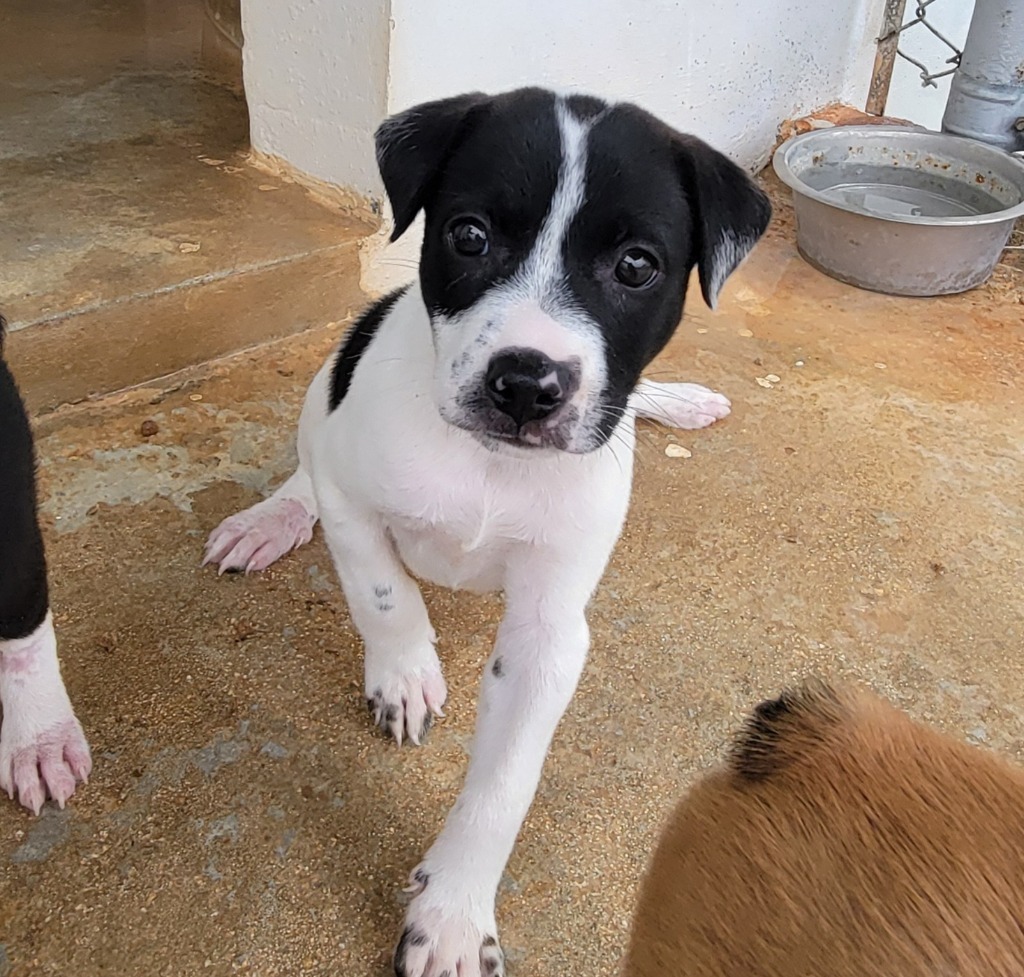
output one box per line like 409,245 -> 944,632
241,0 -> 390,199
388,0 -> 885,171
884,0 -> 975,130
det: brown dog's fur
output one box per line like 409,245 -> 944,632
623,681 -> 1024,976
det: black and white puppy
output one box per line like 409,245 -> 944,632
204,88 -> 770,976
0,315 -> 91,814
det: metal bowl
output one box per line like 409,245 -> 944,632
772,126 -> 1024,296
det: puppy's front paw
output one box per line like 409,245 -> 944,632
0,714 -> 92,815
366,649 -> 447,746
395,873 -> 504,977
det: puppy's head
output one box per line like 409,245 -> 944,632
376,88 -> 770,453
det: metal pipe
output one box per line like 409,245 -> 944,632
942,0 -> 1024,151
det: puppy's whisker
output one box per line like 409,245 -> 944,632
370,356 -> 417,367
592,405 -> 663,457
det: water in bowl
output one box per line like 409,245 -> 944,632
820,182 -> 981,219
804,163 -> 1006,220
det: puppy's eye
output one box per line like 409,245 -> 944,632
614,248 -> 658,288
448,219 -> 489,257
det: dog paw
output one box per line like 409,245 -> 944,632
394,875 -> 504,977
631,380 -> 732,430
366,653 -> 447,746
0,715 -> 92,815
203,497 -> 316,574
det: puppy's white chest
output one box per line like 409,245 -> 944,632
375,453 -> 548,592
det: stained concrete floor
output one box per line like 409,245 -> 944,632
1,178 -> 1023,975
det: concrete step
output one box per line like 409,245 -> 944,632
0,4 -> 374,413
1,136 -> 373,413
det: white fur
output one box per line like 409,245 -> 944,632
522,100 -> 590,287
204,97 -> 734,975
204,287 -> 730,974
0,612 -> 91,815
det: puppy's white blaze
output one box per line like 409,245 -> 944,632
519,99 -> 590,293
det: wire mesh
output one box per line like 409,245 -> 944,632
881,0 -> 963,88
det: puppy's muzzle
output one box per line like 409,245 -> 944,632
484,348 -> 579,428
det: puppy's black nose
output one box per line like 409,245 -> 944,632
484,349 -> 566,427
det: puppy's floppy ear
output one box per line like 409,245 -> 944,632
674,135 -> 772,309
375,92 -> 492,242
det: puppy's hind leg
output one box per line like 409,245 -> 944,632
203,468 -> 318,574
629,379 -> 731,430
204,360 -> 329,575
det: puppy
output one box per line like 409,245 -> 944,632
204,87 -> 771,975
0,315 -> 91,814
624,680 -> 1024,976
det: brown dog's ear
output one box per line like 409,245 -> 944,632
374,93 -> 492,242
674,135 -> 772,309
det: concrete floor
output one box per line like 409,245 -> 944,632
1,173 -> 1023,974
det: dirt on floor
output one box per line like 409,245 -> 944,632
1,187 -> 1024,977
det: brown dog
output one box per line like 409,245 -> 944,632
623,681 -> 1024,976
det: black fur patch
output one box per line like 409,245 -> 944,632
0,313 -> 50,640
491,656 -> 504,678
481,935 -> 504,976
565,93 -> 607,122
730,681 -> 841,783
393,925 -> 428,976
396,89 -> 563,320
328,286 -> 409,411
482,957 -> 501,976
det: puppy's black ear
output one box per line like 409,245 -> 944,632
375,93 -> 491,242
674,135 -> 772,309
